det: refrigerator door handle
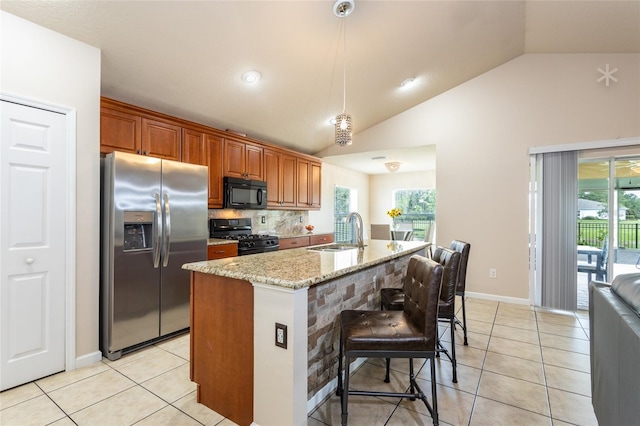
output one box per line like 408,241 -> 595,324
153,192 -> 162,268
162,193 -> 171,267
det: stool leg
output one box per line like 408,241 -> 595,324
430,356 -> 439,426
384,358 -> 391,383
336,331 -> 344,397
450,318 -> 457,383
342,355 -> 351,426
461,295 -> 468,345
409,358 -> 416,401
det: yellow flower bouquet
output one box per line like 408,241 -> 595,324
386,208 -> 402,219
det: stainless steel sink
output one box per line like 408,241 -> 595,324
307,244 -> 365,252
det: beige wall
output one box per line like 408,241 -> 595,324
1,11 -> 101,359
321,53 -> 640,301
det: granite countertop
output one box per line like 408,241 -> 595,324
277,231 -> 334,239
183,240 -> 429,290
208,238 -> 239,246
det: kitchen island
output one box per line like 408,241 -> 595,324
183,239 -> 429,426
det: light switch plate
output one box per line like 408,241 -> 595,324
275,323 -> 287,349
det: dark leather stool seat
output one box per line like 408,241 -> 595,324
380,287 -> 404,311
337,255 -> 443,426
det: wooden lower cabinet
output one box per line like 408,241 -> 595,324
279,233 -> 333,250
207,243 -> 237,260
190,272 -> 253,426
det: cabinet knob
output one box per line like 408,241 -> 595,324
25,257 -> 34,264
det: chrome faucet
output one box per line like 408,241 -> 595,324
346,211 -> 364,250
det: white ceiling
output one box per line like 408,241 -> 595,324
2,1 -> 639,174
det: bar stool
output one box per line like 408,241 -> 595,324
450,240 -> 471,345
381,246 -> 461,383
337,255 -> 444,426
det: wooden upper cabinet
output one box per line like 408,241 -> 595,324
265,148 -> 296,208
182,128 -> 207,166
183,127 -> 223,208
100,107 -> 142,155
296,158 -> 321,210
206,134 -> 224,208
297,158 -> 310,207
309,161 -> 322,208
141,118 -> 181,161
223,139 -> 263,180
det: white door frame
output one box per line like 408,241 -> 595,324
1,92 -> 77,371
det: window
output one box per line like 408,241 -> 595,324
334,186 -> 358,243
391,188 -> 435,241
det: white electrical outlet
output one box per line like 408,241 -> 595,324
275,323 -> 287,349
489,268 -> 497,279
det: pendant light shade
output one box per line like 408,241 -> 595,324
335,113 -> 353,146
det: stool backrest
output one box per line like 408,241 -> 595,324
431,247 -> 461,312
450,240 -> 470,293
403,255 -> 444,350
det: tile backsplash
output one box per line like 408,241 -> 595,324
208,209 -> 309,236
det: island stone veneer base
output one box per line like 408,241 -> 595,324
306,254 -> 412,400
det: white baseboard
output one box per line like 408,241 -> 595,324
465,291 -> 531,306
74,350 -> 102,369
306,357 -> 367,414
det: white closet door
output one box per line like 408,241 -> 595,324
1,100 -> 67,391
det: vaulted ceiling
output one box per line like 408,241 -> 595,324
2,1 -> 639,173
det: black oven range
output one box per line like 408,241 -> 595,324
209,218 -> 279,256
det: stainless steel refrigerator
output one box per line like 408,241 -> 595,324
101,151 -> 207,360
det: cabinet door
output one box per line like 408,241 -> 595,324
207,134 -> 224,208
245,143 -> 264,180
309,161 -> 322,208
297,159 -> 310,207
223,139 -> 245,178
264,149 -> 281,207
100,107 -> 141,155
281,153 -> 297,207
142,118 -> 181,161
182,128 -> 207,166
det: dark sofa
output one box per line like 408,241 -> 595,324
589,273 -> 640,426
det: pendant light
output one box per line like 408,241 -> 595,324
334,0 -> 355,146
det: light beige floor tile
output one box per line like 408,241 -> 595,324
493,315 -> 538,331
141,363 -> 195,403
477,371 -> 550,416
465,310 -> 497,323
467,298 -> 499,308
539,332 -> 590,355
368,356 -> 428,377
172,391 -> 225,425
483,351 -> 544,384
47,369 -> 135,414
536,321 -> 588,340
385,404 -> 440,425
425,358 -> 482,395
497,307 -> 537,321
348,362 -> 408,396
544,364 -> 591,397
453,344 -> 486,370
401,380 -> 474,426
0,394 -> 66,425
464,302 -> 498,315
307,415 -> 329,426
36,361 -> 110,393
491,324 -> 540,345
499,302 -> 535,311
110,348 -> 187,383
102,345 -> 164,367
536,311 -> 581,327
0,382 -> 43,409
541,347 -> 590,373
310,392 -> 397,426
488,336 -> 542,362
70,385 -> 167,425
462,319 -> 494,336
217,419 -> 240,426
155,333 -> 190,361
469,396 -> 552,426
49,416 -> 77,426
441,328 -> 490,351
135,405 -> 201,425
548,387 -> 598,425
551,420 -> 575,426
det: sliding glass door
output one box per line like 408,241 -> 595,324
577,158 -> 640,309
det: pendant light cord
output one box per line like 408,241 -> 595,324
342,19 -> 347,114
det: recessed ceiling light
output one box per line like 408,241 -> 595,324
400,77 -> 416,88
242,70 -> 261,84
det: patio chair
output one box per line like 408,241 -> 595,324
578,239 -> 609,282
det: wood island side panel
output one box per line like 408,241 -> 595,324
190,272 -> 254,426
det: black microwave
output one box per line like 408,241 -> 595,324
223,177 -> 268,209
